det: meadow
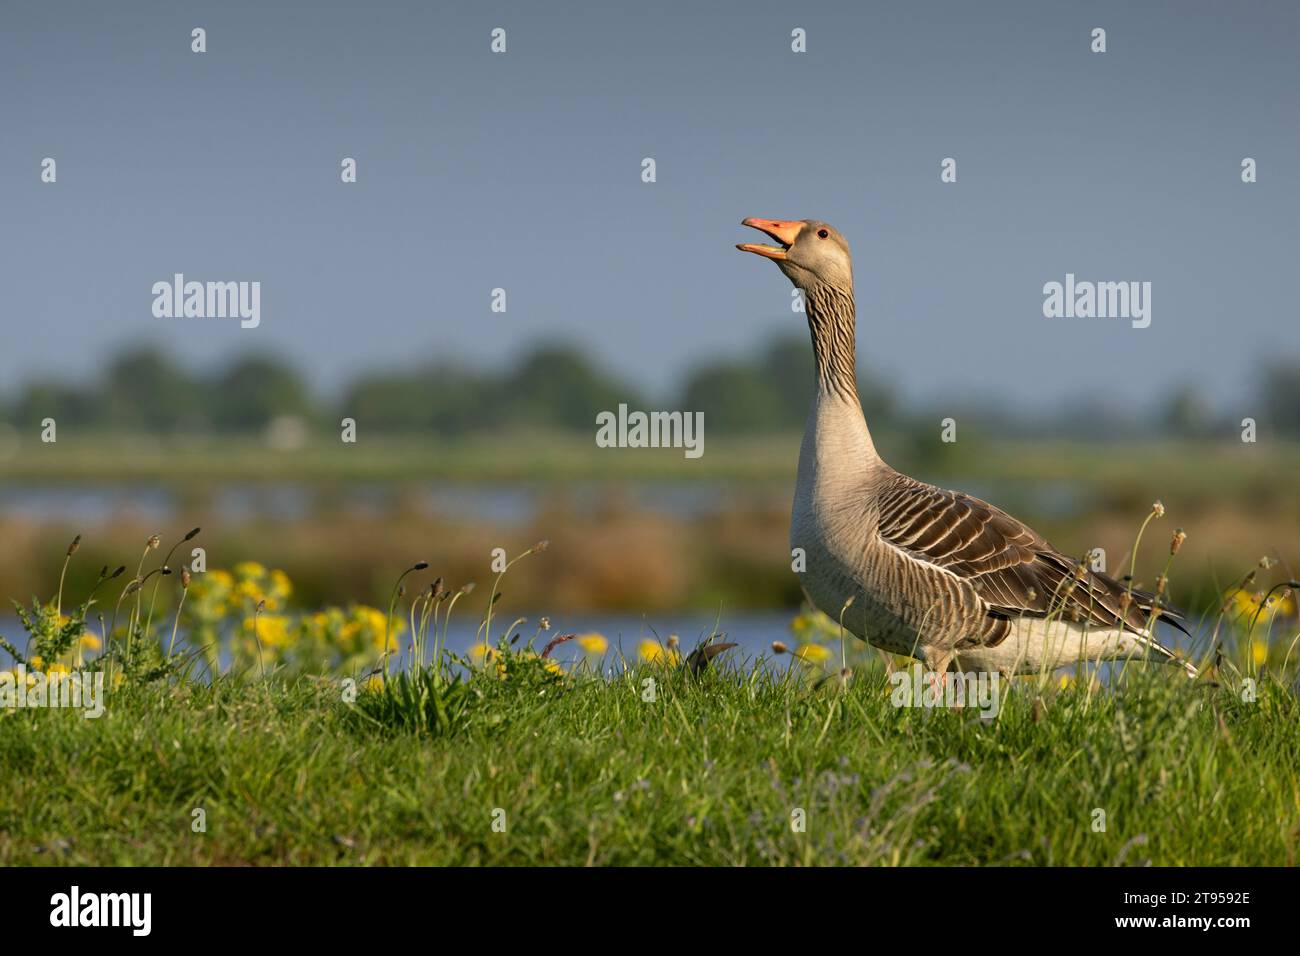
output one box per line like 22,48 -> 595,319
1,532 -> 1297,866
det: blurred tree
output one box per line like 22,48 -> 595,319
342,363 -> 488,435
1161,384 -> 1215,438
103,345 -> 203,430
500,344 -> 636,431
208,355 -> 314,431
683,333 -> 897,434
1261,360 -> 1300,436
682,362 -> 786,433
12,383 -> 102,429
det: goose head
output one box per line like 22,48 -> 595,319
737,218 -> 853,292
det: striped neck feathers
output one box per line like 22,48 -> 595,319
803,281 -> 860,401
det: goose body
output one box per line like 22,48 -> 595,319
739,217 -> 1194,677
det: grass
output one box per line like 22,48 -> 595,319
2,527 -> 1297,867
2,659 -> 1297,865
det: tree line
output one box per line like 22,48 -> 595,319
2,338 -> 1297,440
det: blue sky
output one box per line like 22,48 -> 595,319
2,0 -> 1296,415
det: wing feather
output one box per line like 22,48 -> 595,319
876,473 -> 1187,638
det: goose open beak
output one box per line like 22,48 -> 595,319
736,218 -> 803,260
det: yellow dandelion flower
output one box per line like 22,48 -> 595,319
637,639 -> 679,665
79,633 -> 102,652
795,643 -> 832,664
363,674 -> 385,692
1058,672 -> 1075,689
575,633 -> 608,655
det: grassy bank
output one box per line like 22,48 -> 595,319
2,659 -> 1296,866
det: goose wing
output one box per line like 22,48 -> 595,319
874,473 -> 1185,636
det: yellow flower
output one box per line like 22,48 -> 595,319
208,569 -> 235,590
46,663 -> 71,686
520,650 -> 565,677
3,668 -> 37,688
233,561 -> 266,579
575,633 -> 608,655
467,644 -> 507,678
29,656 -> 44,670
1058,672 -> 1075,689
795,643 -> 832,664
363,674 -> 385,692
1251,638 -> 1268,667
244,614 -> 292,648
346,605 -> 399,653
269,569 -> 293,601
79,633 -> 102,652
637,639 -> 679,664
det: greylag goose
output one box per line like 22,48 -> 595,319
737,217 -> 1196,678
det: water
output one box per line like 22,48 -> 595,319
0,480 -> 789,526
1,608 -> 1215,678
0,610 -> 799,671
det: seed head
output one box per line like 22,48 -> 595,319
184,527 -> 201,541
1170,529 -> 1186,555
532,540 -> 550,553
771,641 -> 789,655
181,568 -> 191,589
66,535 -> 82,556
1151,501 -> 1165,518
147,534 -> 161,551
539,616 -> 550,631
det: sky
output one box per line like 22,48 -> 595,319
2,0 -> 1297,415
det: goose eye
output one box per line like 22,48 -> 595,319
817,229 -> 829,239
